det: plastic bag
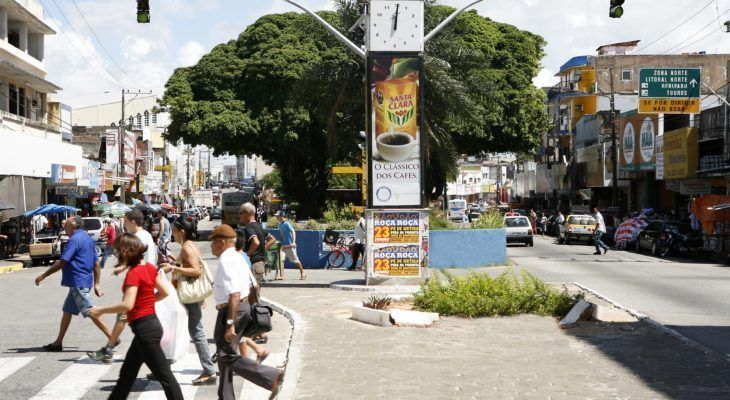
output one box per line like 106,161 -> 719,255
155,270 -> 190,361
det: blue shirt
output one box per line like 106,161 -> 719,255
60,229 -> 98,288
278,220 -> 294,246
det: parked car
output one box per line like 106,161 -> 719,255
210,207 -> 222,220
545,215 -> 561,236
635,221 -> 702,256
559,214 -> 596,245
82,217 -> 105,257
504,216 -> 533,246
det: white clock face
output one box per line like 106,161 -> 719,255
368,0 -> 424,52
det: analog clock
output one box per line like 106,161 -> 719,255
368,0 -> 424,52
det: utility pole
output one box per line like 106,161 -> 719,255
207,148 -> 211,188
185,145 -> 191,202
609,68 -> 618,208
198,148 -> 202,190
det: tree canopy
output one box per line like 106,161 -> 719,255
160,2 -> 548,217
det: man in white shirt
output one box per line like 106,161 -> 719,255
209,225 -> 283,400
593,206 -> 609,255
348,210 -> 366,271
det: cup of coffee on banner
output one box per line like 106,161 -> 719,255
376,130 -> 417,162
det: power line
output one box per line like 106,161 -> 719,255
68,0 -> 144,89
632,0 -> 716,54
38,0 -> 125,89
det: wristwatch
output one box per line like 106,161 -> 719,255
226,319 -> 235,326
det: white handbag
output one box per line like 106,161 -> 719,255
176,244 -> 213,304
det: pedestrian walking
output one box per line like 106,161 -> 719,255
100,220 -> 116,269
160,218 -> 218,385
234,230 -> 270,364
238,202 -> 275,286
88,233 -> 184,400
593,206 -> 609,255
88,209 -> 159,362
348,210 -> 366,271
529,209 -> 537,233
157,211 -> 172,258
209,225 -> 284,400
276,210 -> 306,279
34,216 -> 112,352
539,213 -> 547,237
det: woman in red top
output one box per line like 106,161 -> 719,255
88,233 -> 183,400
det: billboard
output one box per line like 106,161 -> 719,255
50,164 -> 76,185
367,55 -> 424,208
367,210 -> 428,278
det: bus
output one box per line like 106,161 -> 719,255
448,199 -> 467,222
221,190 -> 255,227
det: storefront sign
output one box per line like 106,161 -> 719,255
622,123 -> 635,166
655,136 -> 664,180
50,164 -> 76,185
367,210 -> 427,278
368,56 -> 424,208
639,117 -> 655,167
680,180 -> 711,195
55,186 -> 88,197
663,127 -> 698,179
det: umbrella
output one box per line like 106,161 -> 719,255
95,202 -> 132,217
0,199 -> 15,211
25,204 -> 79,217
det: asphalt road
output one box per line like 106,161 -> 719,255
507,235 -> 730,358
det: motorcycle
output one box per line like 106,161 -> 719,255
658,227 -> 690,257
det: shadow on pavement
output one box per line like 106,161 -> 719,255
563,321 -> 730,399
5,346 -> 78,354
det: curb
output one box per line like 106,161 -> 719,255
261,296 -> 305,400
0,262 -> 23,274
329,283 -> 420,293
572,282 -> 730,363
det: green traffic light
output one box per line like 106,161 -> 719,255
137,11 -> 150,23
609,6 -> 623,18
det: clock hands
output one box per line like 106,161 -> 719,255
393,3 -> 399,31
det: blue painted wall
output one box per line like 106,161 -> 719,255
267,228 -> 506,269
429,229 -> 506,268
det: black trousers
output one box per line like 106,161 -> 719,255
109,314 -> 183,400
350,243 -> 365,268
215,303 -> 280,400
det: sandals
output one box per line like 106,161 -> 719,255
43,343 -> 62,352
257,350 -> 270,364
299,274 -> 306,280
192,373 -> 218,386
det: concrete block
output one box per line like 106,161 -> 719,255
591,304 -> 639,323
390,309 -> 439,326
559,299 -> 593,328
352,305 -> 392,327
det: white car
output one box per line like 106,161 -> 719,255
504,216 -> 533,247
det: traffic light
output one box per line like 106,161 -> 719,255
137,0 -> 150,23
609,0 -> 625,18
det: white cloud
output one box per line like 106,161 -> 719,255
177,41 -> 206,67
533,68 -> 558,88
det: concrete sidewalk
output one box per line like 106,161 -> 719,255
0,259 -> 23,274
266,268 -> 730,400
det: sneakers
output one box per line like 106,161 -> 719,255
87,346 -> 114,364
603,247 -> 609,255
593,251 -> 602,255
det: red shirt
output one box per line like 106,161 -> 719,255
105,225 -> 116,245
123,262 -> 158,323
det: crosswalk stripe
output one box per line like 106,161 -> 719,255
0,357 -> 34,384
29,357 -> 112,400
137,351 -> 202,400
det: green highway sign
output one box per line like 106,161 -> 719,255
639,68 -> 701,99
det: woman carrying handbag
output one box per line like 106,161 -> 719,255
161,219 -> 217,386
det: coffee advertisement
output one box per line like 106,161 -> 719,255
368,56 -> 424,208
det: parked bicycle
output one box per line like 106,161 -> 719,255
323,230 -> 353,269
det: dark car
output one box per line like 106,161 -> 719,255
634,221 -> 701,255
210,207 -> 222,220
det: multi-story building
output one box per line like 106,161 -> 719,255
539,40 -> 730,214
0,0 -> 88,221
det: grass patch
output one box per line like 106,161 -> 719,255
413,270 -> 582,318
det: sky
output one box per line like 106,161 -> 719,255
39,0 -> 730,109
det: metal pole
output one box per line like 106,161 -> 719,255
207,148 -> 211,188
610,68 -> 618,208
281,0 -> 366,59
425,0 -> 486,42
120,89 -> 126,203
702,81 -> 730,107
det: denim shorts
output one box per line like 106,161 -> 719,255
62,287 -> 94,318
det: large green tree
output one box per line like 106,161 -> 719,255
160,1 -> 547,217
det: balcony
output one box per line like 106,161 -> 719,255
0,108 -> 60,140
1,0 -> 47,27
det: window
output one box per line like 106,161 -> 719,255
8,84 -> 17,115
136,113 -> 141,128
621,68 -> 632,81
151,112 -> 157,124
8,30 -> 19,48
504,218 -> 530,227
18,88 -> 26,117
144,110 -> 149,126
128,116 -> 133,127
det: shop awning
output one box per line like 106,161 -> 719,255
24,204 -> 79,217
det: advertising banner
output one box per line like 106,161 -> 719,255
367,210 -> 427,278
655,136 -> 664,180
105,128 -> 136,179
663,128 -> 698,179
50,164 -> 76,185
620,111 -> 658,171
368,56 -> 424,208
